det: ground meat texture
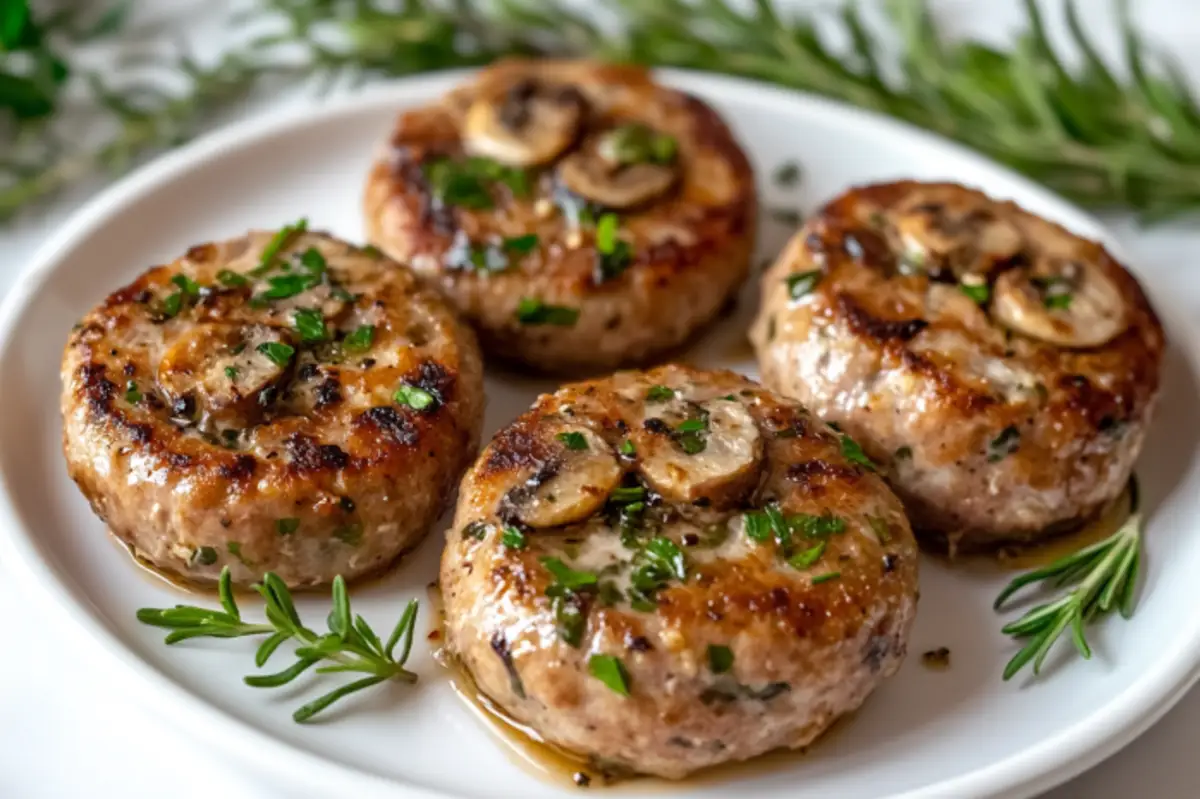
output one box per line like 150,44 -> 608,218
363,59 -> 757,375
750,181 -> 1164,550
61,228 -> 485,588
439,364 -> 918,778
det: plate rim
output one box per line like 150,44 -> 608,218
1,66 -> 1196,799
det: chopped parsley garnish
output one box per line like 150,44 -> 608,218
191,546 -> 218,567
619,438 -> 636,456
867,515 -> 891,544
259,273 -> 311,300
1033,275 -> 1074,310
840,434 -> 877,471
162,292 -> 184,318
773,161 -> 802,188
1044,292 -> 1073,310
217,269 -> 248,287
251,218 -> 308,276
124,380 -> 141,404
674,413 -> 709,455
276,518 -> 300,536
501,525 -> 527,549
394,384 -> 437,411
555,431 -> 588,451
628,536 -> 686,611
502,234 -> 539,255
645,385 -> 675,402
299,248 -> 327,278
515,297 -> 579,326
540,557 -> 598,591
987,425 -> 1021,462
333,524 -> 363,546
599,123 -> 677,166
594,212 -> 633,283
292,308 -> 328,342
224,366 -> 238,380
959,282 -> 990,304
707,644 -> 734,674
171,273 -> 200,295
225,542 -> 251,566
462,521 -> 490,540
342,324 -> 375,353
787,541 -> 826,569
894,445 -> 913,461
256,341 -> 295,367
744,511 -> 773,542
423,156 -> 530,210
811,571 -> 842,585
588,654 -> 630,696
785,269 -> 822,299
610,486 -> 645,503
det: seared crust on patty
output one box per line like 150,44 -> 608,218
364,59 -> 756,374
440,365 -> 917,778
751,181 -> 1164,549
62,229 -> 484,588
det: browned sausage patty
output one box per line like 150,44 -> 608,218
61,226 -> 484,588
751,181 -> 1164,550
364,59 -> 757,375
440,364 -> 917,778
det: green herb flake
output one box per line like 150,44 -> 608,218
588,654 -> 630,696
707,644 -> 735,674
292,308 -> 328,342
894,445 -> 913,461
171,273 -> 200,295
556,431 -> 588,451
502,233 -> 539,255
124,380 -> 142,404
610,485 -> 645,503
462,521 -> 490,540
252,219 -> 308,276
645,385 -> 675,402
987,425 -> 1021,462
599,123 -> 677,166
540,557 -> 598,591
224,366 -> 238,380
811,571 -> 842,585
959,282 -> 990,304
501,526 -> 527,550
225,542 -> 252,567
788,541 -> 826,570
333,524 -> 363,546
840,434 -> 877,471
258,273 -> 311,301
275,518 -> 300,536
342,324 -> 375,353
867,515 -> 892,544
744,511 -> 773,543
1044,293 -> 1073,310
191,546 -> 218,567
217,269 -> 247,287
257,341 -> 295,367
784,269 -> 822,300
515,298 -> 579,326
394,384 -> 437,411
619,438 -> 636,456
773,161 -> 802,188
162,292 -> 183,318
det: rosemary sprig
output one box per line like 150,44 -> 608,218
995,478 -> 1142,681
137,567 -> 419,722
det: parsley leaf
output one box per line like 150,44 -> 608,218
342,324 -> 375,353
515,298 -> 579,326
555,431 -> 588,451
257,341 -> 295,367
588,654 -> 630,696
707,644 -> 734,674
394,384 -> 437,411
292,308 -> 328,342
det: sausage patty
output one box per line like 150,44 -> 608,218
61,226 -> 484,588
439,364 -> 917,779
364,59 -> 757,374
751,181 -> 1164,550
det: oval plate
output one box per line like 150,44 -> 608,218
1,70 -> 1199,799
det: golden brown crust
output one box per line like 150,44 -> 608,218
363,59 -> 757,374
62,230 -> 485,587
751,181 -> 1165,548
440,365 -> 917,778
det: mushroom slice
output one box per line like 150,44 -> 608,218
890,201 -> 1023,279
159,323 -> 296,427
991,258 -> 1127,348
634,397 -> 762,507
559,125 -> 679,209
511,426 -> 623,529
463,78 -> 586,168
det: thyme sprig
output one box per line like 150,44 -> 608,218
137,567 -> 420,722
995,478 -> 1142,681
6,1 -> 1200,221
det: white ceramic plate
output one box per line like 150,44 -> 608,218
2,70 -> 1199,799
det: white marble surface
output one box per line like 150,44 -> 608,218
3,1 -> 1200,796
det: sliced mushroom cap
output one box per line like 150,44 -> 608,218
991,258 -> 1127,348
559,126 -> 679,209
158,323 -> 295,427
634,397 -> 762,507
463,78 -> 586,168
890,201 -> 1023,279
510,426 -> 623,529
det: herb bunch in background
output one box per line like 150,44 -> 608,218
6,0 -> 1200,222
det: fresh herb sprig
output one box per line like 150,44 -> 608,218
7,1 -> 1200,222
995,477 -> 1142,681
136,567 -> 420,722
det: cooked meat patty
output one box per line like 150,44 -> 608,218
364,59 -> 756,374
439,364 -> 917,779
61,225 -> 484,588
751,181 -> 1165,550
